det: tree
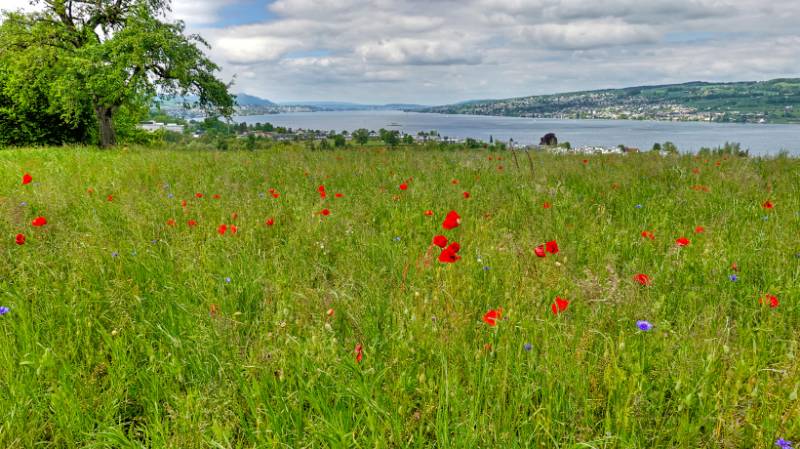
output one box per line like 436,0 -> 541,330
379,129 -> 399,147
0,0 -> 234,147
352,128 -> 369,146
332,134 -> 346,148
662,141 -> 679,154
402,134 -> 413,145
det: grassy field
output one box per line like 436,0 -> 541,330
0,145 -> 798,448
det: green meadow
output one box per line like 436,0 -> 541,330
0,145 -> 798,448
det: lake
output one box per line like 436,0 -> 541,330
232,111 -> 800,155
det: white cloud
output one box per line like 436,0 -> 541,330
514,19 -> 660,50
3,0 -> 800,104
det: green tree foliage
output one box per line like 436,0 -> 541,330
0,0 -> 234,147
379,128 -> 400,147
332,134 -> 346,148
662,141 -> 679,154
352,128 -> 370,145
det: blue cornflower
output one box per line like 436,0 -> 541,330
19,201 -> 27,207
762,215 -> 769,221
259,192 -> 266,199
729,274 -> 738,282
775,438 -> 793,449
0,306 -> 9,316
635,204 -> 643,209
393,236 -> 401,242
224,277 -> 232,284
167,193 -> 175,199
111,251 -> 119,258
636,320 -> 653,331
151,239 -> 158,245
483,266 -> 491,271
523,343 -> 532,352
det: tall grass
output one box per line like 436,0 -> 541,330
0,145 -> 798,448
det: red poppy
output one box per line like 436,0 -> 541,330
463,191 -> 470,199
218,224 -> 227,235
195,193 -> 203,198
551,297 -> 569,315
231,212 -> 238,221
694,226 -> 705,234
22,173 -> 32,185
230,225 -> 238,234
326,308 -> 334,318
731,262 -> 739,272
265,218 -> 275,226
181,200 -> 187,208
692,168 -> 700,174
582,159 -> 588,165
318,185 -> 327,199
354,344 -> 363,363
675,237 -> 690,247
107,194 -> 113,202
335,193 -> 343,198
15,233 -> 25,245
321,209 -> 331,216
543,202 -> 552,209
438,242 -> 462,263
399,183 -> 408,191
641,231 -> 655,240
432,235 -> 448,248
87,187 -> 95,194
212,194 -> 221,199
442,211 -> 461,230
762,200 -> 774,209
451,179 -> 459,185
31,216 -> 47,227
271,192 -> 280,198
166,218 -> 176,227
545,240 -> 559,254
187,219 -> 198,227
634,273 -> 651,286
209,303 -> 219,317
759,294 -> 779,308
424,209 -> 433,216
482,308 -> 502,326
534,245 -> 546,257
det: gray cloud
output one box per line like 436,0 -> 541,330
5,0 -> 800,104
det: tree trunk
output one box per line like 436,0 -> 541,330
95,105 -> 116,148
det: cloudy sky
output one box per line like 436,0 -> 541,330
2,0 -> 800,104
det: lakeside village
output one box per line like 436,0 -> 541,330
138,120 -> 655,155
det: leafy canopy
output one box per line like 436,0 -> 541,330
0,0 -> 234,147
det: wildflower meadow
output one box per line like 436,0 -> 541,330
0,145 -> 798,448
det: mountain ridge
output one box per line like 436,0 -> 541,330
417,78 -> 800,124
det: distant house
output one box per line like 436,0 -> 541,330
138,121 -> 184,133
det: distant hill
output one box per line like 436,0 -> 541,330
419,79 -> 800,124
279,101 -> 427,111
153,93 -> 425,118
235,93 -> 275,107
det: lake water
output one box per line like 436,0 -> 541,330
232,111 -> 800,155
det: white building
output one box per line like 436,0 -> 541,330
138,121 -> 184,133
